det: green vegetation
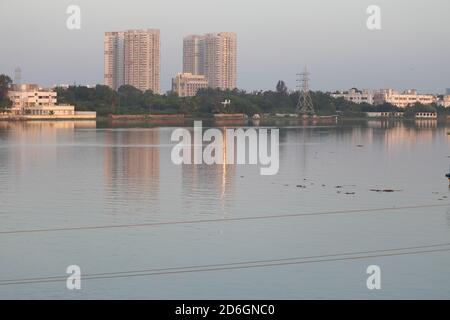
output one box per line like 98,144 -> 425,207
0,73 -> 447,118
0,75 -> 12,111
54,83 -> 450,118
403,102 -> 440,119
55,83 -> 381,117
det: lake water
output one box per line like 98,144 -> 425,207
0,120 -> 450,299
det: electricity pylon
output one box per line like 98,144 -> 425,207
296,67 -> 315,116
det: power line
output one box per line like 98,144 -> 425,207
1,242 -> 450,286
1,203 -> 449,236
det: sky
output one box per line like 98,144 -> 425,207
0,0 -> 449,93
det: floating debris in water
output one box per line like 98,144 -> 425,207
335,185 -> 356,189
296,185 -> 307,189
345,192 -> 356,195
370,189 -> 403,193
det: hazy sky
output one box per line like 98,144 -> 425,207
1,0 -> 449,93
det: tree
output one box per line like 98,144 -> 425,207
118,85 -> 143,109
404,102 -> 437,118
0,74 -> 12,97
276,80 -> 288,95
0,74 -> 13,109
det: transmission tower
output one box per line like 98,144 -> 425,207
296,66 -> 315,116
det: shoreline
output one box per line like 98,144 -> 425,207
0,115 -> 450,127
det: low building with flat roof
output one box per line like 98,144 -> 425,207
374,89 -> 436,108
415,112 -> 437,119
366,111 -> 404,118
5,84 -> 96,120
330,88 -> 374,105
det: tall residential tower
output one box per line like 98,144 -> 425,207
182,32 -> 237,90
104,29 -> 160,93
104,32 -> 125,91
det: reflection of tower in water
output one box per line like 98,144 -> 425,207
103,129 -> 160,199
181,128 -> 236,211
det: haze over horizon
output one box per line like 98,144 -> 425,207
0,0 -> 449,93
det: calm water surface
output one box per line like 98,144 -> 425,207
0,120 -> 450,299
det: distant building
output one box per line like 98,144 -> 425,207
183,35 -> 204,76
374,89 -> 436,108
366,111 -> 404,118
438,95 -> 450,108
104,31 -> 125,91
183,32 -> 237,90
9,84 -> 57,108
446,88 -> 450,95
172,73 -> 208,97
415,112 -> 437,119
330,88 -> 374,104
52,84 -> 70,89
6,84 -> 96,119
104,29 -> 160,93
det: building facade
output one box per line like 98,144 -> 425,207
415,112 -> 437,119
6,84 -> 96,119
438,95 -> 450,107
183,32 -> 237,90
172,73 -> 208,97
183,35 -> 204,76
9,84 -> 57,109
104,32 -> 125,91
366,112 -> 404,118
330,88 -> 374,104
374,89 -> 436,108
104,29 -> 160,93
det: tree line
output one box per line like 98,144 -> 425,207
54,81 -> 446,118
0,74 -> 446,117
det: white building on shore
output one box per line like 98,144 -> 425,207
330,88 -> 374,104
373,89 -> 436,108
437,95 -> 450,108
5,84 -> 96,119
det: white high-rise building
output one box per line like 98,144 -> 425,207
104,32 -> 125,91
104,29 -> 160,93
183,32 -> 237,90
